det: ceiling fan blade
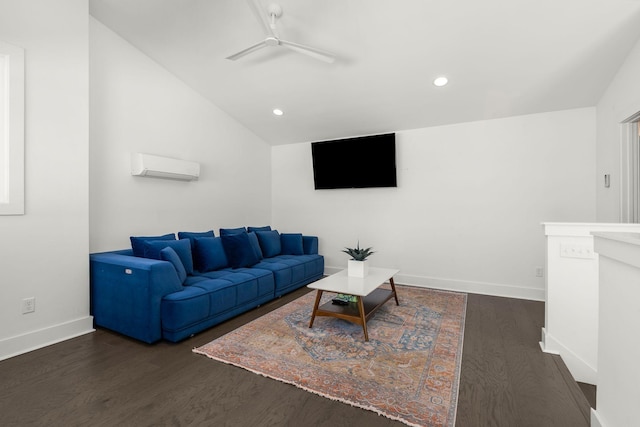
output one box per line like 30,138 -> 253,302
226,40 -> 268,61
245,0 -> 276,38
279,39 -> 336,63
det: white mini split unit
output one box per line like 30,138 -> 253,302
131,153 -> 200,181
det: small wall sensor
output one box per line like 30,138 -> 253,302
604,174 -> 610,188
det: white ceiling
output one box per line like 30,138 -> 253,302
89,0 -> 640,145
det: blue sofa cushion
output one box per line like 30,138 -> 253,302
221,232 -> 260,268
247,226 -> 271,232
161,286 -> 211,332
303,236 -> 319,255
194,237 -> 229,272
220,227 -> 247,236
160,247 -> 187,284
178,230 -> 215,251
130,233 -> 175,257
247,232 -> 263,260
143,239 -> 194,275
256,230 -> 281,258
281,233 -> 304,255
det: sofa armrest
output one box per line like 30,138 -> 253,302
90,252 -> 182,343
302,236 -> 319,255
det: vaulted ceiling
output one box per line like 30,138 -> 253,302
90,0 -> 640,145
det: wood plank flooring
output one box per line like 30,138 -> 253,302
0,287 -> 591,426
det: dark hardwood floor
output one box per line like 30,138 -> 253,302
0,287 -> 591,426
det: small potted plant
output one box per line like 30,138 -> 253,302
343,242 -> 374,277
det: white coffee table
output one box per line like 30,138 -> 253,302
307,267 -> 400,341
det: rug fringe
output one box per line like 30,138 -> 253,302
448,294 -> 467,427
192,347 -> 427,427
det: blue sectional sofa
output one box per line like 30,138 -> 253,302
90,227 -> 324,343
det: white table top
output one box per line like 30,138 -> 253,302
307,267 -> 400,296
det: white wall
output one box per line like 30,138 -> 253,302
0,0 -> 93,360
89,18 -> 272,252
273,108 -> 596,300
596,37 -> 640,222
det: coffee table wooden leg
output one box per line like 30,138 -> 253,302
309,290 -> 323,328
390,277 -> 399,305
357,296 -> 369,341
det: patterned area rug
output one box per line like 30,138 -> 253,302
193,285 -> 467,427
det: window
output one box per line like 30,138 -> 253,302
0,41 -> 25,215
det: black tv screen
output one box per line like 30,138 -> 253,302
311,133 -> 397,189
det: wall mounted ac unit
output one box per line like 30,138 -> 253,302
131,153 -> 200,181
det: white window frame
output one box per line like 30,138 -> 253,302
0,41 -> 25,215
620,112 -> 640,223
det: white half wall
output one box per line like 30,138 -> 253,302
89,18 -> 272,252
596,36 -> 640,222
591,232 -> 640,427
272,108 -> 597,300
541,222 -> 640,385
0,0 -> 93,360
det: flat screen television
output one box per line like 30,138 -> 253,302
311,133 -> 397,189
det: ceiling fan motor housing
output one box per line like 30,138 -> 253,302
267,4 -> 283,18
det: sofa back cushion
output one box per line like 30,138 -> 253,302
160,247 -> 187,284
143,238 -> 194,275
178,230 -> 215,251
194,237 -> 229,272
130,233 -> 176,257
247,225 -> 271,233
219,227 -> 247,236
247,232 -> 264,260
221,232 -> 260,268
256,230 -> 281,258
280,233 -> 304,255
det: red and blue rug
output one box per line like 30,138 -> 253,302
194,285 -> 467,427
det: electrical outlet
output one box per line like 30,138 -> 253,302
560,243 -> 594,259
22,297 -> 35,314
535,267 -> 544,278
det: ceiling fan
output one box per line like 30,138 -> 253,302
226,1 -> 337,64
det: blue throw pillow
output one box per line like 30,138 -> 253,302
130,233 -> 176,257
178,230 -> 215,251
221,232 -> 260,268
219,227 -> 247,236
256,230 -> 281,258
247,232 -> 263,260
247,226 -> 272,233
143,239 -> 194,275
160,246 -> 187,284
281,233 -> 304,255
194,237 -> 229,272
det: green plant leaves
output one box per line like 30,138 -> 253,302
341,242 -> 375,261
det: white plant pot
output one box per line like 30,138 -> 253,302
348,259 -> 369,277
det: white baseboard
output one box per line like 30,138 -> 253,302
539,327 -> 560,354
324,267 -> 545,301
591,409 -> 605,427
0,316 -> 95,361
540,327 -> 597,384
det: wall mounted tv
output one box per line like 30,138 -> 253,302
311,133 -> 397,190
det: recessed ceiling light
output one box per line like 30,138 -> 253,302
433,76 -> 448,87
273,108 -> 284,116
